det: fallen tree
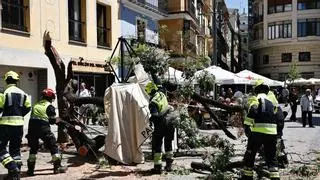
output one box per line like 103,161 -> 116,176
43,31 -> 105,156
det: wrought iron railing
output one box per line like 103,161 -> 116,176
97,26 -> 111,47
69,19 -> 86,42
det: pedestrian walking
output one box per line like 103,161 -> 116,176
300,89 -> 314,127
289,87 -> 299,121
145,81 -> 175,174
0,71 -> 31,180
26,88 -> 67,176
242,80 -> 280,180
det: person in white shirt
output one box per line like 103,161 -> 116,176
300,89 -> 314,128
76,83 -> 91,124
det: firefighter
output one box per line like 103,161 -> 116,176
0,71 -> 31,180
242,80 -> 280,180
26,88 -> 67,176
145,81 -> 175,174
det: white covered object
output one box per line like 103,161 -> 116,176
237,70 -> 284,87
163,67 -> 184,84
195,66 -> 250,85
104,83 -> 151,164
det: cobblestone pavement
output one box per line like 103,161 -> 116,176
0,105 -> 320,179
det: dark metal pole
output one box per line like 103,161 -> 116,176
120,37 -> 125,82
212,0 -> 217,66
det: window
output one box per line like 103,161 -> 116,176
298,0 -> 320,10
299,52 -> 311,61
298,18 -> 320,37
1,0 -> 29,32
268,21 -> 292,39
97,3 -> 111,47
68,0 -> 86,42
279,73 -> 288,81
263,55 -> 269,64
282,53 -> 292,62
301,72 -> 314,79
268,0 -> 292,14
137,19 -> 146,42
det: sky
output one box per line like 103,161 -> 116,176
225,0 -> 248,13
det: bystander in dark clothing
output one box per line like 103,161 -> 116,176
289,88 -> 299,121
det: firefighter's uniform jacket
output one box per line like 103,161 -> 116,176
27,99 -> 61,164
0,84 -> 31,170
242,93 -> 280,180
149,91 -> 174,169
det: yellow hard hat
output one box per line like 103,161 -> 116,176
4,71 -> 19,81
254,79 -> 264,87
145,81 -> 158,95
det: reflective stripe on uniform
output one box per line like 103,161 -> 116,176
28,154 -> 37,162
0,116 -> 24,126
12,155 -> 21,162
154,153 -> 162,165
7,93 -> 12,106
269,171 -> 280,178
243,168 -> 253,177
2,156 -> 14,166
261,98 -> 266,112
165,151 -> 173,160
19,94 -> 24,107
52,154 -> 61,161
254,123 -> 277,128
251,123 -> 277,135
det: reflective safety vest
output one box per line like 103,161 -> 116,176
244,95 -> 256,127
30,100 -> 51,122
246,93 -> 277,135
0,84 -> 31,126
267,91 -> 279,111
151,92 -> 169,115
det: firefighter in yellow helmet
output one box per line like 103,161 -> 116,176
242,79 -> 280,180
145,81 -> 175,174
0,71 -> 31,180
26,88 -> 67,176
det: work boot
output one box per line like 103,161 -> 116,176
53,159 -> 68,174
5,167 -> 20,180
151,164 -> 162,174
165,159 -> 173,172
27,160 -> 36,176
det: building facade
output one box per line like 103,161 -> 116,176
119,0 -> 167,45
239,10 -> 252,70
227,8 -> 241,72
158,0 -> 210,67
249,0 -> 320,80
0,0 -> 119,103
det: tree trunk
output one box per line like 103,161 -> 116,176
44,35 -> 72,143
43,32 -> 105,154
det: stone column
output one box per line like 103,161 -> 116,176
292,0 -> 298,39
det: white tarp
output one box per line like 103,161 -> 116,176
286,78 -> 320,85
194,66 -> 250,85
104,83 -> 151,164
236,70 -> 284,87
163,67 -> 184,84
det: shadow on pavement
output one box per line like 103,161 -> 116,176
78,169 -> 155,179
